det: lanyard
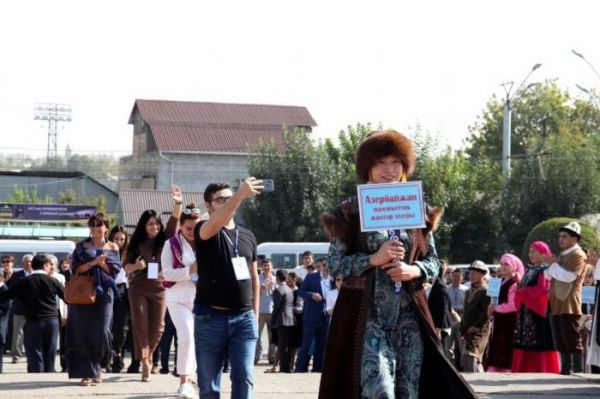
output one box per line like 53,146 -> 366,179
221,226 -> 240,257
387,229 -> 403,295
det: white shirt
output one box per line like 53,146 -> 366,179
50,271 -> 68,319
320,272 -> 333,302
161,233 -> 197,304
325,288 -> 339,316
545,244 -> 580,282
294,265 -> 308,280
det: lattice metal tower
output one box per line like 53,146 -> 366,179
34,103 -> 72,162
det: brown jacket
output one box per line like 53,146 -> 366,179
549,247 -> 587,316
460,283 -> 491,359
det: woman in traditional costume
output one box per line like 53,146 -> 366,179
319,130 -> 476,399
511,241 -> 560,373
486,253 -> 523,372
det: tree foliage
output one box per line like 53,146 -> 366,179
240,128 -> 339,243
522,217 -> 600,261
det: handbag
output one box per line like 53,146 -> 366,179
64,271 -> 97,305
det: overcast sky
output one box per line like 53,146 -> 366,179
0,0 -> 599,158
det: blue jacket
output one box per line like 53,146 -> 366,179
298,272 -> 332,324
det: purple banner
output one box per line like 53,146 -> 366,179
0,203 -> 96,222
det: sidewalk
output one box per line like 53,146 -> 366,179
0,356 -> 599,398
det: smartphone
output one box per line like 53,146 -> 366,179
262,179 -> 275,192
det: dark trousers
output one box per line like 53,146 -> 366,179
111,284 -> 130,370
294,317 -> 328,372
24,318 -> 59,373
0,343 -> 4,373
59,318 -> 66,371
159,310 -> 178,371
277,326 -> 294,373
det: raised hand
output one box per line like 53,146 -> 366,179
170,185 -> 183,203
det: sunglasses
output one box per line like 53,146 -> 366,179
211,196 -> 232,205
1,260 -> 11,263
182,207 -> 201,215
89,223 -> 104,228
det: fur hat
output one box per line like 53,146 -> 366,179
355,130 -> 416,184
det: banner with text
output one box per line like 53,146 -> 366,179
0,203 -> 96,222
357,181 -> 426,232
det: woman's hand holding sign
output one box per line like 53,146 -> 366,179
370,240 -> 405,266
383,262 -> 422,282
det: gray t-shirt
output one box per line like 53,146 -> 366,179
259,273 -> 275,314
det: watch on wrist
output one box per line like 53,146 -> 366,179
175,201 -> 183,205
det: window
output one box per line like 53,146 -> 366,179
271,253 -> 296,270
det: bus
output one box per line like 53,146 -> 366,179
257,242 -> 330,270
0,239 -> 76,265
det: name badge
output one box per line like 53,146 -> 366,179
147,262 -> 159,279
232,257 -> 250,280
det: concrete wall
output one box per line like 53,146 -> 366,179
156,153 -> 249,192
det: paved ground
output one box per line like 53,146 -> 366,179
1,356 -> 600,398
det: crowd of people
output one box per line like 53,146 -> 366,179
428,225 -> 600,377
0,130 -> 599,399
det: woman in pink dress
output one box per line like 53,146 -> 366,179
487,253 -> 524,372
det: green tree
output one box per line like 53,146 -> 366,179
467,80 -> 600,160
465,79 -> 600,257
522,217 -> 600,260
240,127 -> 338,243
323,123 -> 372,202
6,186 -> 52,204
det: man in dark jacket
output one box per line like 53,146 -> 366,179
5,254 -> 32,364
428,262 -> 453,357
271,269 -> 295,373
0,254 -> 64,373
0,269 -> 12,373
460,260 -> 491,372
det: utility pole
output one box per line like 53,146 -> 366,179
34,103 -> 72,163
501,63 -> 542,186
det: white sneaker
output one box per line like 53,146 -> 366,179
178,382 -> 196,399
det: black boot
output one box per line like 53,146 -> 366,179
127,359 -> 140,373
111,355 -> 124,373
572,352 -> 584,373
560,352 -> 572,375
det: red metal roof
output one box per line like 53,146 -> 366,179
151,124 -> 286,153
129,99 -> 316,153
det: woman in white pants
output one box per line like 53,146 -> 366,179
161,204 -> 201,399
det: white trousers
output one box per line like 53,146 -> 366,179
167,300 -> 196,375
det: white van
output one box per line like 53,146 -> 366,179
257,242 -> 331,270
0,239 -> 76,264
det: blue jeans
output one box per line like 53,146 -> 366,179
24,318 -> 59,373
195,310 -> 258,399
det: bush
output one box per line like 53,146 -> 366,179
522,217 -> 600,261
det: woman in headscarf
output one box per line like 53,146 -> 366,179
511,242 -> 560,372
486,253 -> 524,372
319,130 -> 476,399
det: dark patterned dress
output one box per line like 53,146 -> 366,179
329,229 -> 439,399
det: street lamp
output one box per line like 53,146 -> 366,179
575,84 -> 600,108
572,49 -> 600,83
501,63 -> 542,183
